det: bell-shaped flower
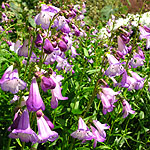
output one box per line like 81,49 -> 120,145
26,77 -> 45,112
90,125 -> 105,148
1,68 -> 27,94
71,117 -> 94,141
35,11 -> 55,29
98,85 -> 120,115
129,53 -> 145,68
44,51 -> 58,65
122,100 -> 135,118
10,40 -> 21,54
8,109 -> 21,132
18,39 -> 29,57
0,65 -> 13,85
139,26 -> 150,49
117,36 -> 130,55
41,76 -> 56,92
129,71 -> 145,90
50,74 -> 68,109
61,23 -> 71,33
37,115 -> 58,143
9,109 -> 38,143
105,54 -> 124,77
93,120 -> 110,138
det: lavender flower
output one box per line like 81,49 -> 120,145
26,77 -> 45,112
0,67 -> 27,94
93,120 -> 110,138
90,125 -> 105,148
71,117 -> 94,141
50,74 -> 68,109
18,39 -> 29,57
105,54 -> 124,77
122,100 -> 135,118
9,109 -> 38,143
37,115 -> 58,143
98,86 -> 120,114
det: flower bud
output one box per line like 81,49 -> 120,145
43,39 -> 54,54
58,40 -> 67,52
41,76 -> 56,92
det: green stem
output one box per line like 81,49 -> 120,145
7,138 -> 11,150
21,142 -> 25,150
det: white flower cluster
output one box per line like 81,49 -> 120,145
98,11 -> 150,39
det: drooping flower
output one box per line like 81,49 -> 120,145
0,67 -> 27,94
43,38 -> 54,54
97,86 -> 120,114
35,11 -> 55,29
41,76 -> 56,92
10,40 -> 21,54
71,117 -> 94,141
18,39 -> 29,57
37,115 -> 58,143
139,26 -> 150,49
93,120 -> 110,138
122,100 -> 135,118
90,125 -> 105,148
129,53 -> 145,68
26,77 -> 45,112
105,54 -> 124,77
50,73 -> 68,109
129,71 -> 145,90
9,109 -> 38,143
117,36 -> 131,56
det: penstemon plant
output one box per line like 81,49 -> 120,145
0,0 -> 150,150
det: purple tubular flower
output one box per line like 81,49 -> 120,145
129,53 -> 145,68
37,116 -> 58,143
61,23 -> 71,33
26,77 -> 45,112
43,39 -> 54,54
117,36 -> 129,55
97,86 -> 120,114
18,39 -> 29,57
122,100 -> 135,118
10,40 -> 21,54
2,2 -> 5,9
105,63 -> 124,77
1,68 -> 27,94
50,75 -> 68,109
43,115 -> 54,129
120,33 -> 130,44
8,110 -> 21,132
93,120 -> 110,138
35,34 -> 43,47
35,11 -> 55,29
139,26 -> 150,49
71,117 -> 94,141
9,109 -> 38,143
105,54 -> 124,77
58,40 -> 68,52
0,65 -> 13,85
129,71 -> 145,90
90,125 -> 105,148
41,76 -> 56,92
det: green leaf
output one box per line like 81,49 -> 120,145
28,16 -> 36,28
83,48 -> 89,57
16,138 -> 22,147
